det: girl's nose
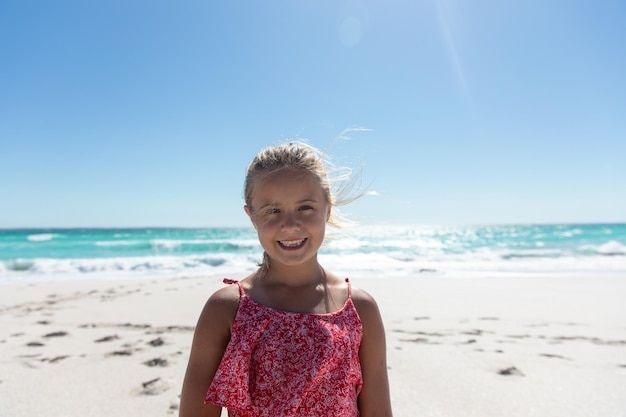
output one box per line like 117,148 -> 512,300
281,212 -> 300,230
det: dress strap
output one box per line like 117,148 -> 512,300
223,278 -> 244,296
345,278 -> 352,298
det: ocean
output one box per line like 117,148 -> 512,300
1,224 -> 625,283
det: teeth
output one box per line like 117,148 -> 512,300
280,239 -> 305,247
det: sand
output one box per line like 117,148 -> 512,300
1,273 -> 625,416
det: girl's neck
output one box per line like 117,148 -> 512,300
260,260 -> 326,288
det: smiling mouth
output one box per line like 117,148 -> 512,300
278,238 -> 307,249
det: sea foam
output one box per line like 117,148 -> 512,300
2,224 -> 624,282
27,233 -> 60,242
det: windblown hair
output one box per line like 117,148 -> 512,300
244,141 -> 365,275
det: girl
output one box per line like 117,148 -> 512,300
179,142 -> 393,417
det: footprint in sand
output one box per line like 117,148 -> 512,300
94,335 -> 120,343
147,337 -> 165,347
135,377 -> 173,396
44,355 -> 70,363
498,366 -> 524,376
144,357 -> 169,367
539,353 -> 571,360
168,399 -> 180,414
43,331 -> 69,338
107,349 -> 133,357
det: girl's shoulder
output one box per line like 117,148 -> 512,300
206,271 -> 257,307
322,272 -> 380,318
196,276 -> 250,329
206,283 -> 241,309
349,285 -> 384,326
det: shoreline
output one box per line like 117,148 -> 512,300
1,273 -> 625,416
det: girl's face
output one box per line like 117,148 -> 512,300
245,169 -> 330,270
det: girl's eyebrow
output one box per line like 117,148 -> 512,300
256,202 -> 276,211
256,198 -> 318,210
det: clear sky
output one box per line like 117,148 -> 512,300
1,0 -> 625,228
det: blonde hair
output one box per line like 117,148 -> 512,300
244,141 -> 364,275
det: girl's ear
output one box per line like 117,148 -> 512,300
244,205 -> 257,229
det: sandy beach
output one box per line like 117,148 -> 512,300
1,273 -> 625,417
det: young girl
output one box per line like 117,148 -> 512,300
179,142 -> 393,417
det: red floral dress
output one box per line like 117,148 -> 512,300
205,278 -> 363,417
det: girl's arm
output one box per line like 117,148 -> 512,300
353,289 -> 394,417
179,286 -> 239,417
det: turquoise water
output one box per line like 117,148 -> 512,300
1,224 -> 625,281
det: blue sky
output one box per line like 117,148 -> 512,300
1,0 -> 625,228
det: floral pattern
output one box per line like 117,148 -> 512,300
205,278 -> 363,417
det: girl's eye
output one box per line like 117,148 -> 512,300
299,205 -> 313,211
266,207 -> 280,215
